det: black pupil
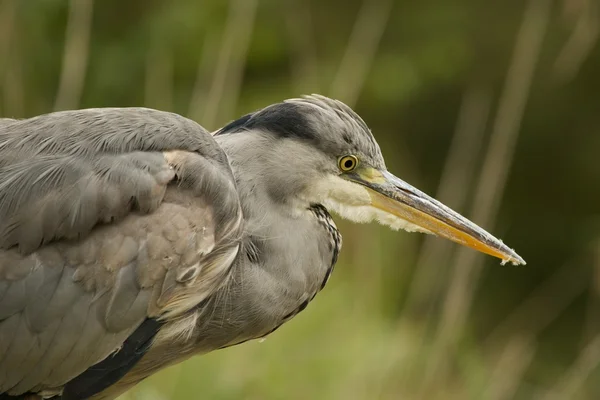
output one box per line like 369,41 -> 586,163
344,159 -> 354,169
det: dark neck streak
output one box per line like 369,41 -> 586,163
308,203 -> 342,291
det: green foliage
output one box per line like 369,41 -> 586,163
2,0 -> 599,398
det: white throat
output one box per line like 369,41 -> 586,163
300,175 -> 431,234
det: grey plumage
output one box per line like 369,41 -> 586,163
0,108 -> 242,398
0,95 -> 524,400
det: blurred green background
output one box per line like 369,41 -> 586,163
1,0 -> 599,398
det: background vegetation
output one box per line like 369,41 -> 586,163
1,0 -> 599,398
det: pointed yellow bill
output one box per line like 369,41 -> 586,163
345,168 -> 525,265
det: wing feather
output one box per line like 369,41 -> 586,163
0,108 -> 243,397
0,314 -> 37,390
0,281 -> 26,320
10,319 -> 61,394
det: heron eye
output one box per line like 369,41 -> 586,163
339,155 -> 358,172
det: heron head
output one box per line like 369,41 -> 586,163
216,94 -> 524,266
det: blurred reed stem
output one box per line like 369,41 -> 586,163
419,0 -> 552,392
2,2 -> 23,119
199,0 -> 258,129
582,240 -> 600,346
484,335 -> 536,400
188,29 -> 220,122
145,44 -> 174,111
54,0 -> 94,111
539,334 -> 600,400
554,0 -> 599,82
402,83 -> 491,322
283,0 -> 320,94
0,0 -> 17,116
485,260 -> 588,351
329,0 -> 393,107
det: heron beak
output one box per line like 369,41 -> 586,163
345,168 -> 525,265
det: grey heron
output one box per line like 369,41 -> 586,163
0,95 -> 524,399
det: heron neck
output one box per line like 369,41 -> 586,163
195,133 -> 340,347
216,132 -> 277,215
215,132 -> 322,268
